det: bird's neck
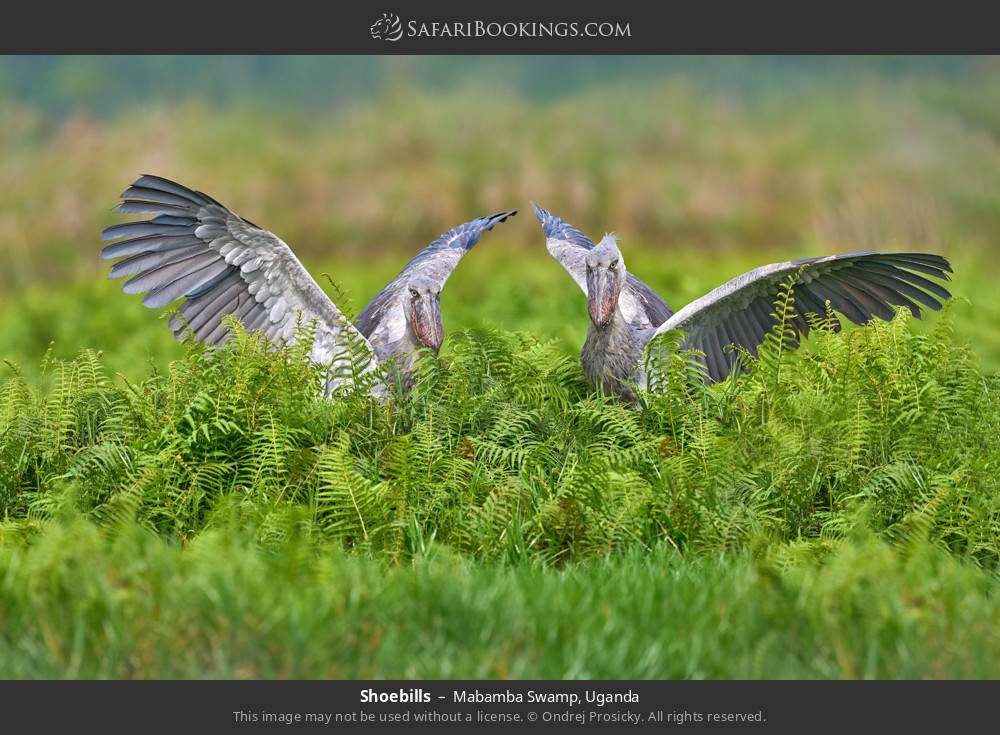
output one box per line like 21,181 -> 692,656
397,317 -> 424,373
582,302 -> 646,401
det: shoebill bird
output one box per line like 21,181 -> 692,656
101,175 -> 515,396
532,203 -> 953,402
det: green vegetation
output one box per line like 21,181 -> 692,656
2,302 -> 997,562
4,522 -> 999,678
1,60 -> 999,678
2,302 -> 999,677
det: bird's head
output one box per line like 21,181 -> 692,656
405,275 -> 444,352
585,234 -> 626,328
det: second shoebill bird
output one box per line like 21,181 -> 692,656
533,203 -> 953,402
101,175 -> 515,396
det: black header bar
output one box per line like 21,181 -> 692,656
1,2 -> 997,54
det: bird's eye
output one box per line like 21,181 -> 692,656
609,260 -> 618,270
410,288 -> 419,298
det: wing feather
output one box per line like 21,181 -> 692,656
847,266 -> 939,310
531,203 -> 673,329
354,209 -> 516,358
102,174 -> 378,392
653,251 -> 953,384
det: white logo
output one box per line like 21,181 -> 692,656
370,12 -> 403,41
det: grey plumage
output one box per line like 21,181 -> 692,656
531,202 -> 672,329
533,204 -> 668,401
658,251 -> 953,383
355,209 -> 516,360
101,174 -> 514,396
534,205 -> 954,399
579,316 -> 652,403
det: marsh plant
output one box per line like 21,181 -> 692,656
3,291 -> 996,565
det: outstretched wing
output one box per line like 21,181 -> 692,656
653,251 -> 953,383
531,203 -> 673,329
101,174 -> 377,374
355,209 -> 517,357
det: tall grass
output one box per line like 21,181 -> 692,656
3,518 -> 999,679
